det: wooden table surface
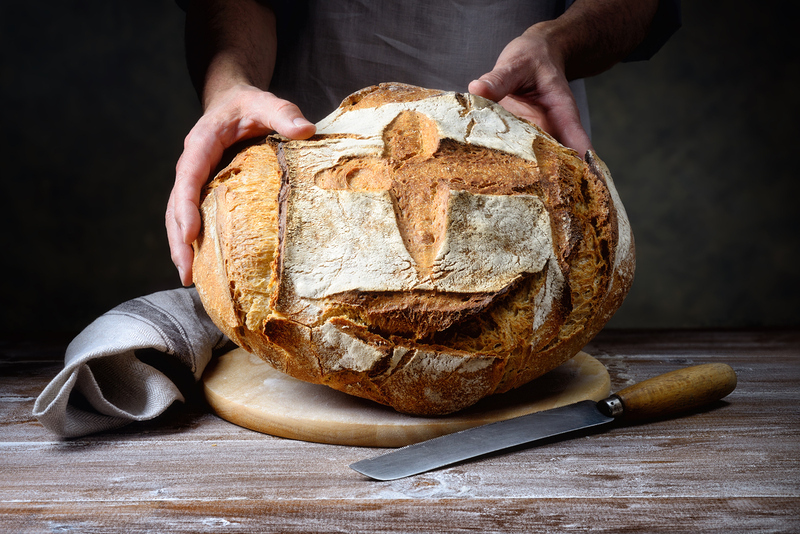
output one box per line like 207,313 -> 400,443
2,328 -> 798,533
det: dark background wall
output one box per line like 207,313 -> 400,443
1,1 -> 798,338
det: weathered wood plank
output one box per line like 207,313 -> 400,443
2,498 -> 798,533
2,329 -> 798,533
2,416 -> 797,502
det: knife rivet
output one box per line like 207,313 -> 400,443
599,395 -> 624,417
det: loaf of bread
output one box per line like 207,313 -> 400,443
193,83 -> 635,415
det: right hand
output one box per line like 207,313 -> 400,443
468,25 -> 592,158
166,84 -> 316,286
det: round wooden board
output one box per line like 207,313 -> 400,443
202,348 -> 610,447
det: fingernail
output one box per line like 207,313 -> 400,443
293,118 -> 314,127
179,222 -> 190,244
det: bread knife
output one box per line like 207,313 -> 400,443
350,363 -> 737,481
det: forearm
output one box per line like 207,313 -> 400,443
537,0 -> 660,80
185,0 -> 277,110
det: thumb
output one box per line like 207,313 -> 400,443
468,70 -> 516,103
260,94 -> 316,140
469,44 -> 534,103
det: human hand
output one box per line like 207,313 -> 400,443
166,84 -> 315,286
468,25 -> 592,158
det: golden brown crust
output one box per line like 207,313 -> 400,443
192,83 -> 635,415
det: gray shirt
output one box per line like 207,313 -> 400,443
268,0 -> 591,134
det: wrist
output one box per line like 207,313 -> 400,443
201,55 -> 261,110
202,82 -> 266,116
535,0 -> 661,80
524,20 -> 569,75
185,0 -> 277,110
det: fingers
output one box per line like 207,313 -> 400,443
166,85 -> 315,285
551,107 -> 593,158
165,200 -> 195,286
171,117 -> 224,250
525,87 -> 593,157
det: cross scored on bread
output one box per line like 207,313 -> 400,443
277,105 -> 564,341
312,108 -> 547,277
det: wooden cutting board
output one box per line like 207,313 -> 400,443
202,348 -> 610,447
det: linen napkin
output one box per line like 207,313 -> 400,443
33,288 -> 227,438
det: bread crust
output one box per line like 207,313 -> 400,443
193,83 -> 634,415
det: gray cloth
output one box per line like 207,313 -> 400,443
33,288 -> 226,438
269,0 -> 591,134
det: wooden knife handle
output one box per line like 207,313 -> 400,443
612,363 -> 737,420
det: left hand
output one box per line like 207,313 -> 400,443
166,84 -> 315,286
469,25 -> 592,158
